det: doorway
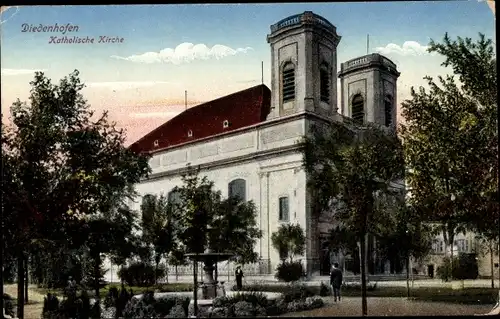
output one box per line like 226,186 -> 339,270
427,264 -> 434,278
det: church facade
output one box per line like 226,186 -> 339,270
126,11 -> 401,277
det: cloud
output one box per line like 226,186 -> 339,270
1,68 -> 46,76
129,111 -> 181,119
0,6 -> 20,25
375,41 -> 435,56
85,81 -> 180,91
111,42 -> 253,64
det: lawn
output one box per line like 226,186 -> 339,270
33,282 -> 194,299
243,283 -> 499,305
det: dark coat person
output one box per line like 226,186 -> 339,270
235,266 -> 244,290
330,263 -> 343,302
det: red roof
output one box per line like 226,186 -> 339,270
129,84 -> 271,154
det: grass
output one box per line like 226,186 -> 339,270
33,282 -> 194,299
242,283 -> 499,305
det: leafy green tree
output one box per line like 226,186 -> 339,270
140,194 -> 176,284
271,224 -> 306,263
377,193 -> 433,297
209,196 -> 262,265
1,70 -> 150,318
400,33 -> 497,281
327,224 -> 358,274
171,166 -> 262,263
303,121 -> 405,316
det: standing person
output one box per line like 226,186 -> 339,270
330,263 -> 343,302
235,266 -> 244,291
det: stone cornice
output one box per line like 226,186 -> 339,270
141,142 -> 305,183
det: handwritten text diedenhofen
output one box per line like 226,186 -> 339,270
21,23 -> 79,34
21,23 -> 125,44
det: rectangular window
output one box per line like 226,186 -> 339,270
279,197 -> 289,221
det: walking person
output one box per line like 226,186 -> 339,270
235,266 -> 244,291
330,263 -> 343,302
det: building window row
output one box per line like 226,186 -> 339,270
166,179 -> 291,222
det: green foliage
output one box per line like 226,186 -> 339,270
170,166 -> 261,264
275,261 -> 305,282
42,289 -> 94,319
122,293 -> 189,319
376,196 -> 433,268
437,254 -> 479,281
303,120 -> 404,315
303,121 -> 405,237
140,194 -> 176,280
2,70 -> 151,313
319,282 -> 331,296
281,283 -> 316,303
118,262 -> 166,287
3,293 -> 15,317
271,224 -> 306,262
400,33 -> 498,250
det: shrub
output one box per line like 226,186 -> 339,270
103,285 -> 133,318
437,255 -> 478,281
453,253 -> 479,280
122,297 -> 158,319
227,292 -> 268,308
282,283 -> 316,303
275,261 -> 305,282
233,301 -> 254,317
154,295 -> 190,317
166,305 -> 187,318
319,282 -> 331,296
3,293 -> 15,317
118,262 -> 166,287
42,288 -> 97,319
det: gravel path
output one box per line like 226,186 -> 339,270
282,297 -> 494,317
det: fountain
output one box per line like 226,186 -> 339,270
186,248 -> 233,299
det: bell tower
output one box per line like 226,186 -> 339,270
338,53 -> 401,129
266,11 -> 341,120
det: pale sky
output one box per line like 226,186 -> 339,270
0,3 -> 495,144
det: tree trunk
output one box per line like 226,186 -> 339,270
0,225 -> 3,319
449,231 -> 455,281
24,256 -> 29,304
193,258 -> 198,317
490,241 -> 495,288
94,255 -> 100,300
154,260 -> 159,285
215,262 -> 218,283
360,233 -> 368,316
405,255 -> 410,299
175,265 -> 178,282
165,263 -> 169,284
17,251 -> 25,319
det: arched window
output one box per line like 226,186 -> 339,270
282,62 -> 296,103
351,94 -> 364,125
320,63 -> 330,103
228,179 -> 246,202
384,95 -> 393,127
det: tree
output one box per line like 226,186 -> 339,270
171,166 -> 262,261
1,70 -> 150,318
377,193 -> 433,297
271,224 -> 306,263
140,194 -> 176,284
400,33 -> 498,284
327,224 -> 358,274
303,121 -> 405,316
209,196 -> 262,265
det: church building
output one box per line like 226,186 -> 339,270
127,11 -> 401,277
